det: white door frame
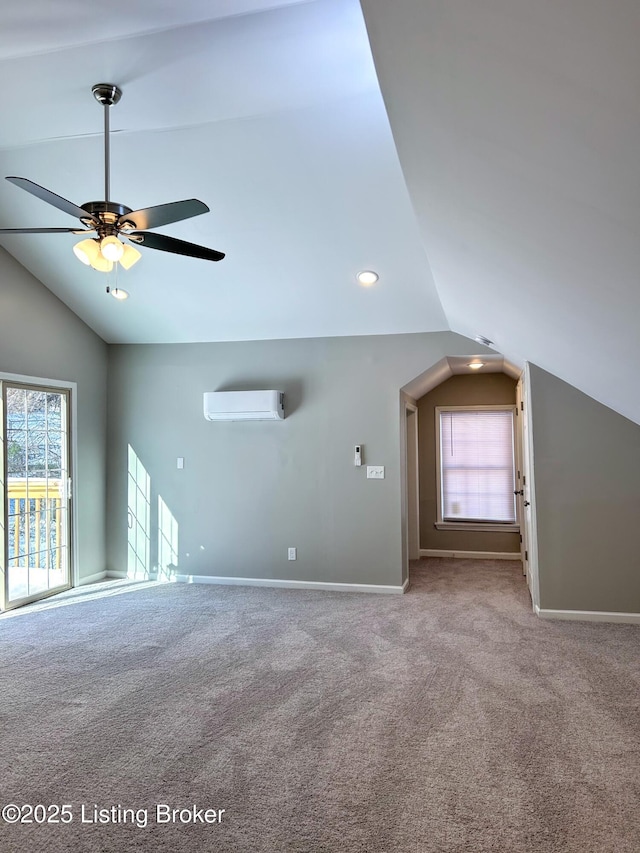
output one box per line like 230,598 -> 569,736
0,371 -> 78,610
400,396 -> 420,586
406,404 -> 420,562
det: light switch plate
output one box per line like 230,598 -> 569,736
177,457 -> 184,469
367,466 -> 385,479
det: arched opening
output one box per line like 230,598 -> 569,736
401,355 -> 538,607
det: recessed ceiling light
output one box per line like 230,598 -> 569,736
468,362 -> 484,370
110,287 -> 129,300
357,270 -> 379,286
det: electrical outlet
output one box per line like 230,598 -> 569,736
367,466 -> 385,479
288,547 -> 297,560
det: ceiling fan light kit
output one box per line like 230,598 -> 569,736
91,254 -> 114,273
100,235 -> 125,262
73,238 -> 100,266
119,243 -> 142,270
0,83 -> 225,287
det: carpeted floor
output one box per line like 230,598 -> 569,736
0,558 -> 638,852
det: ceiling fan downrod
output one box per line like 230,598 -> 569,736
91,84 -> 122,204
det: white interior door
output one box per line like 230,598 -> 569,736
516,374 -> 538,604
515,378 -> 529,580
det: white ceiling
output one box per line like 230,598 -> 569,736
402,355 -> 521,401
1,0 -> 640,425
0,0 -> 447,344
360,0 -> 640,425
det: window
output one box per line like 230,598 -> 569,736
436,406 -> 517,531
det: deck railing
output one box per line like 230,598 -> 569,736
7,478 -> 63,569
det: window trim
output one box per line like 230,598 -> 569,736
435,404 -> 519,533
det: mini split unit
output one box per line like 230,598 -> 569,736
203,390 -> 285,421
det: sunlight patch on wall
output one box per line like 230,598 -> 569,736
127,444 -> 150,579
158,496 -> 178,582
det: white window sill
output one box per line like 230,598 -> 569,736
435,521 -> 520,533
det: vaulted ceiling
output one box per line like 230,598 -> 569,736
1,1 -> 639,424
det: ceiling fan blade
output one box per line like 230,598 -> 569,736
0,227 -> 92,234
119,199 -> 209,231
6,177 -> 97,224
130,231 -> 225,262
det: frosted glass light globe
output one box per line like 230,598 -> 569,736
100,235 -> 124,262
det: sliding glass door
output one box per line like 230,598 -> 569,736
2,383 -> 72,609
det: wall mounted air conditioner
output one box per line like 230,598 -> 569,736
203,390 -> 285,421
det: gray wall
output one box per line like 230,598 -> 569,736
417,372 -> 520,553
0,248 -> 108,581
529,364 -> 640,612
106,332 -> 484,587
2,250 -> 638,615
3,238 -> 639,614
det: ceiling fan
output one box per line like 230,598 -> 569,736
0,83 -> 225,273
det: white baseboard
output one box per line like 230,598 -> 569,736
419,549 -> 521,560
173,573 -> 407,595
78,571 -> 108,585
105,570 -> 128,580
534,605 -> 640,624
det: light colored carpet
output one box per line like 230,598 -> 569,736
0,558 -> 638,852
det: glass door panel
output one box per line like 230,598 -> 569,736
3,383 -> 71,608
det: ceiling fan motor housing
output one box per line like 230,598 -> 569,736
80,201 -> 135,236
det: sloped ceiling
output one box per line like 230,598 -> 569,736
0,0 -> 446,343
360,0 -> 640,425
1,1 -> 639,426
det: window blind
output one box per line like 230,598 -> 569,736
439,409 -> 516,523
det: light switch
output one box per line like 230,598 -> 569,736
367,466 -> 385,479
177,457 -> 184,469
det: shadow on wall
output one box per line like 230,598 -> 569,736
216,379 -> 304,417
